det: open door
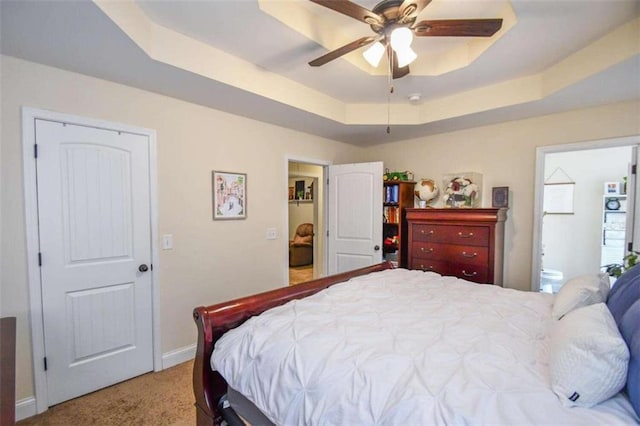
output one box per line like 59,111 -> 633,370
327,162 -> 383,274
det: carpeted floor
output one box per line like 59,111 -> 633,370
18,270 -> 313,425
18,360 -> 195,425
289,264 -> 314,285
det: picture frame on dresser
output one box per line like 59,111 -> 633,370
492,186 -> 509,208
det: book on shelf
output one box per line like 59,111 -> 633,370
384,206 -> 399,224
384,184 -> 400,204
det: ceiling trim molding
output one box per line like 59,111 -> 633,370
93,0 -> 347,122
94,1 -> 638,128
542,17 -> 640,96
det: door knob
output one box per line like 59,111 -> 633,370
138,264 -> 149,272
374,245 -> 380,251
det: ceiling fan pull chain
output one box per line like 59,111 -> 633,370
387,89 -> 391,134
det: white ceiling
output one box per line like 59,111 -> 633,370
1,0 -> 639,146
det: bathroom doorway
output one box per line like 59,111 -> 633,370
532,136 -> 640,292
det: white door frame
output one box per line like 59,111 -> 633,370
284,156 -> 331,281
531,135 -> 640,291
21,107 -> 162,413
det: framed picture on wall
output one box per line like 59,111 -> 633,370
212,171 -> 246,220
295,180 -> 305,200
543,182 -> 575,215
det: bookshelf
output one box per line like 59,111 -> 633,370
383,181 -> 415,267
601,194 -> 627,267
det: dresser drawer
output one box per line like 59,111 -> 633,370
447,263 -> 489,283
409,258 -> 489,283
411,224 -> 489,247
411,242 -> 489,266
410,258 -> 448,274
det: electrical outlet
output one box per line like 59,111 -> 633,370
266,228 -> 277,240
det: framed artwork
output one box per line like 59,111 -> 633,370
491,186 -> 509,208
212,171 -> 246,220
604,182 -> 621,195
543,182 -> 575,215
294,180 -> 305,200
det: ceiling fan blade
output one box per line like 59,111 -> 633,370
310,0 -> 384,27
397,0 -> 432,23
391,48 -> 410,79
309,36 -> 377,67
413,19 -> 503,37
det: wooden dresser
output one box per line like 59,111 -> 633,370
1,317 -> 16,426
405,208 -> 507,285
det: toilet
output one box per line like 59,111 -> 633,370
540,269 -> 564,293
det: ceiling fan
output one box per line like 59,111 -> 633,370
308,0 -> 503,79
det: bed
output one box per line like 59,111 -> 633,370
193,261 -> 640,425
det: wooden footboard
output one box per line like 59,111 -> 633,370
192,262 -> 395,425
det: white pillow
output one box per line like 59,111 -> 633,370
549,303 -> 629,407
552,273 -> 610,320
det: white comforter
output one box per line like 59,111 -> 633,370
212,269 -> 639,425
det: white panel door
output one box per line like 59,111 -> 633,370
36,119 -> 153,405
328,162 -> 383,274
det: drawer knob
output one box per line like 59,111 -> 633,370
461,270 -> 477,277
458,232 -> 474,238
420,247 -> 433,253
420,229 -> 435,235
461,251 -> 477,258
419,264 -> 434,271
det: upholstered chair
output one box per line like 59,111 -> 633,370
289,223 -> 314,267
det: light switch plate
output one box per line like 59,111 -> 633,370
266,228 -> 277,240
162,234 -> 173,250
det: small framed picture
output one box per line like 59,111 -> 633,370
212,171 -> 246,220
604,182 -> 621,195
491,186 -> 509,208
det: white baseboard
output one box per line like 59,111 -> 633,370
16,345 -> 196,421
162,343 -> 196,369
16,397 -> 37,422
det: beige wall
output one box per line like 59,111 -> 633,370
362,101 -> 640,291
2,54 -> 640,405
0,56 -> 362,400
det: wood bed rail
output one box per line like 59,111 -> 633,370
192,262 -> 395,425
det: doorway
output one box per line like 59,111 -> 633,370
532,136 -> 640,292
22,108 -> 160,413
288,161 -> 324,285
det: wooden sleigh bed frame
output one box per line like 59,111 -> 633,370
192,262 -> 395,426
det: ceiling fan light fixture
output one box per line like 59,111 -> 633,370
363,41 -> 385,67
395,46 -> 417,67
390,27 -> 413,50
